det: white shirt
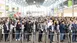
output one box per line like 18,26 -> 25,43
0,24 -> 4,34
10,24 -> 14,30
40,24 -> 43,31
6,22 -> 9,30
51,25 -> 54,32
0,25 -> 2,29
48,22 -> 52,28
57,25 -> 60,32
69,24 -> 72,32
33,23 -> 36,32
69,24 -> 72,30
45,24 -> 48,32
22,25 -> 24,32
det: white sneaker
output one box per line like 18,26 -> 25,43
18,39 -> 20,41
16,39 -> 18,41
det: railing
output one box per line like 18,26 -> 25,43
0,32 -> 77,43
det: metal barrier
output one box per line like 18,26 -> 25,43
0,32 -> 77,43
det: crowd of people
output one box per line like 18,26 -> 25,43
0,17 -> 77,43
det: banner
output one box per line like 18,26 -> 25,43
0,12 -> 2,15
14,12 -> 21,17
54,7 -> 58,14
6,5 -> 9,11
68,0 -> 72,7
8,11 -> 15,17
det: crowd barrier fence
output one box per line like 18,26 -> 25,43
0,32 -> 77,43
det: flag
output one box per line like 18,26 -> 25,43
68,0 -> 72,7
9,14 -> 13,17
8,11 -> 15,17
54,7 -> 58,13
13,12 -> 21,17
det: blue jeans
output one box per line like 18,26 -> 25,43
60,33 -> 64,41
49,32 -> 54,43
72,33 -> 77,42
16,30 -> 20,40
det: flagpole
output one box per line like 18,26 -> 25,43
72,0 -> 74,17
71,0 -> 73,43
62,0 -> 64,17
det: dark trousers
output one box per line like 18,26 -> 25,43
5,34 -> 8,41
72,33 -> 77,42
0,29 -> 2,41
4,30 -> 9,41
24,31 -> 27,39
26,32 -> 30,41
38,31 -> 43,42
12,29 -> 15,39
